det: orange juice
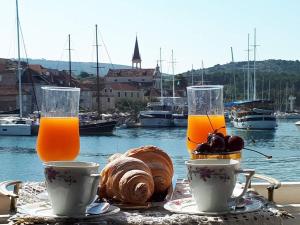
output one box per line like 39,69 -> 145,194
36,117 -> 80,162
186,115 -> 226,154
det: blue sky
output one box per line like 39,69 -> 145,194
0,0 -> 299,73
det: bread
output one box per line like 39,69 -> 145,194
99,156 -> 154,204
124,145 -> 174,193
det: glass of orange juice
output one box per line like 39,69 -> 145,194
36,86 -> 80,162
186,85 -> 240,160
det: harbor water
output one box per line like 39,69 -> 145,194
0,119 -> 299,182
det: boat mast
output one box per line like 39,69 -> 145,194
16,0 -> 22,118
159,47 -> 163,98
231,47 -> 236,100
68,34 -> 72,87
171,49 -> 175,97
253,28 -> 257,100
247,33 -> 250,100
95,24 -> 100,116
201,60 -> 204,85
191,64 -> 194,85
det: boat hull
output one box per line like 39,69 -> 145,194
79,120 -> 117,135
172,114 -> 188,127
0,124 -> 31,136
139,110 -> 173,127
140,118 -> 172,127
232,118 -> 277,130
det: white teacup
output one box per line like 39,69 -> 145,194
186,159 -> 254,212
44,161 -> 100,216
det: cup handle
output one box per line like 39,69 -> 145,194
86,174 -> 101,205
232,169 -> 255,203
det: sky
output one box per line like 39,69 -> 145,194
0,0 -> 300,74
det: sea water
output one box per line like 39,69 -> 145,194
0,120 -> 299,182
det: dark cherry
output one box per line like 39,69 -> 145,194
227,136 -> 244,151
207,132 -> 225,142
224,135 -> 232,150
209,135 -> 225,151
194,143 -> 211,154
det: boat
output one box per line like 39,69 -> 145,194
0,0 -> 32,136
139,104 -> 173,127
70,25 -> 116,135
139,97 -> 187,127
275,112 -> 300,119
295,121 -> 300,126
230,100 -> 277,130
172,113 -> 188,127
0,116 -> 32,136
79,119 -> 117,135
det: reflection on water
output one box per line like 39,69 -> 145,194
0,121 -> 299,182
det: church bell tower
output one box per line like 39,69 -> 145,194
132,36 -> 141,69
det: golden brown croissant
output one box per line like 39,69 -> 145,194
99,156 -> 154,204
124,145 -> 174,194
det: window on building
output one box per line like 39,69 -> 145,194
104,89 -> 107,92
118,92 -> 120,97
125,92 -> 127,97
107,97 -> 110,102
131,92 -> 133,97
142,79 -> 145,81
110,89 -> 112,92
114,79 -> 118,82
128,79 -> 131,82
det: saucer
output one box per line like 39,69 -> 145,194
164,197 -> 263,215
18,202 -> 120,218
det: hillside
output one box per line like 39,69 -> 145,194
182,59 -> 300,110
26,58 -> 131,76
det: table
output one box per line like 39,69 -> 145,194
7,181 -> 291,225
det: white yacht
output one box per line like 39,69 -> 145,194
230,100 -> 277,130
0,0 -> 32,136
139,97 -> 187,128
0,117 -> 32,136
139,101 -> 173,127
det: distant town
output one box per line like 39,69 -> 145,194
1,36 -> 300,117
0,37 -> 186,116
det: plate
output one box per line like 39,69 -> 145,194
164,197 -> 263,215
18,202 -> 120,219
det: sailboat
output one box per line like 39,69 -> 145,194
79,25 -> 117,135
230,30 -> 277,130
0,0 -> 32,136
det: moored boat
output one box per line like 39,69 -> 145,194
172,113 -> 188,127
139,110 -> 173,127
0,117 -> 32,136
79,119 -> 117,135
230,100 -> 277,130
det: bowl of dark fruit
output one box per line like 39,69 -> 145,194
191,132 -> 243,160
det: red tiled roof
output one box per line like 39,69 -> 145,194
106,68 -> 154,77
28,64 -> 46,75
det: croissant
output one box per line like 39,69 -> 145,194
99,156 -> 154,204
124,145 -> 174,193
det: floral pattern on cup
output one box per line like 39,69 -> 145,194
187,166 -> 231,182
45,167 -> 77,185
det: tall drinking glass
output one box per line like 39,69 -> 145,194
186,85 -> 239,159
36,87 -> 80,162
